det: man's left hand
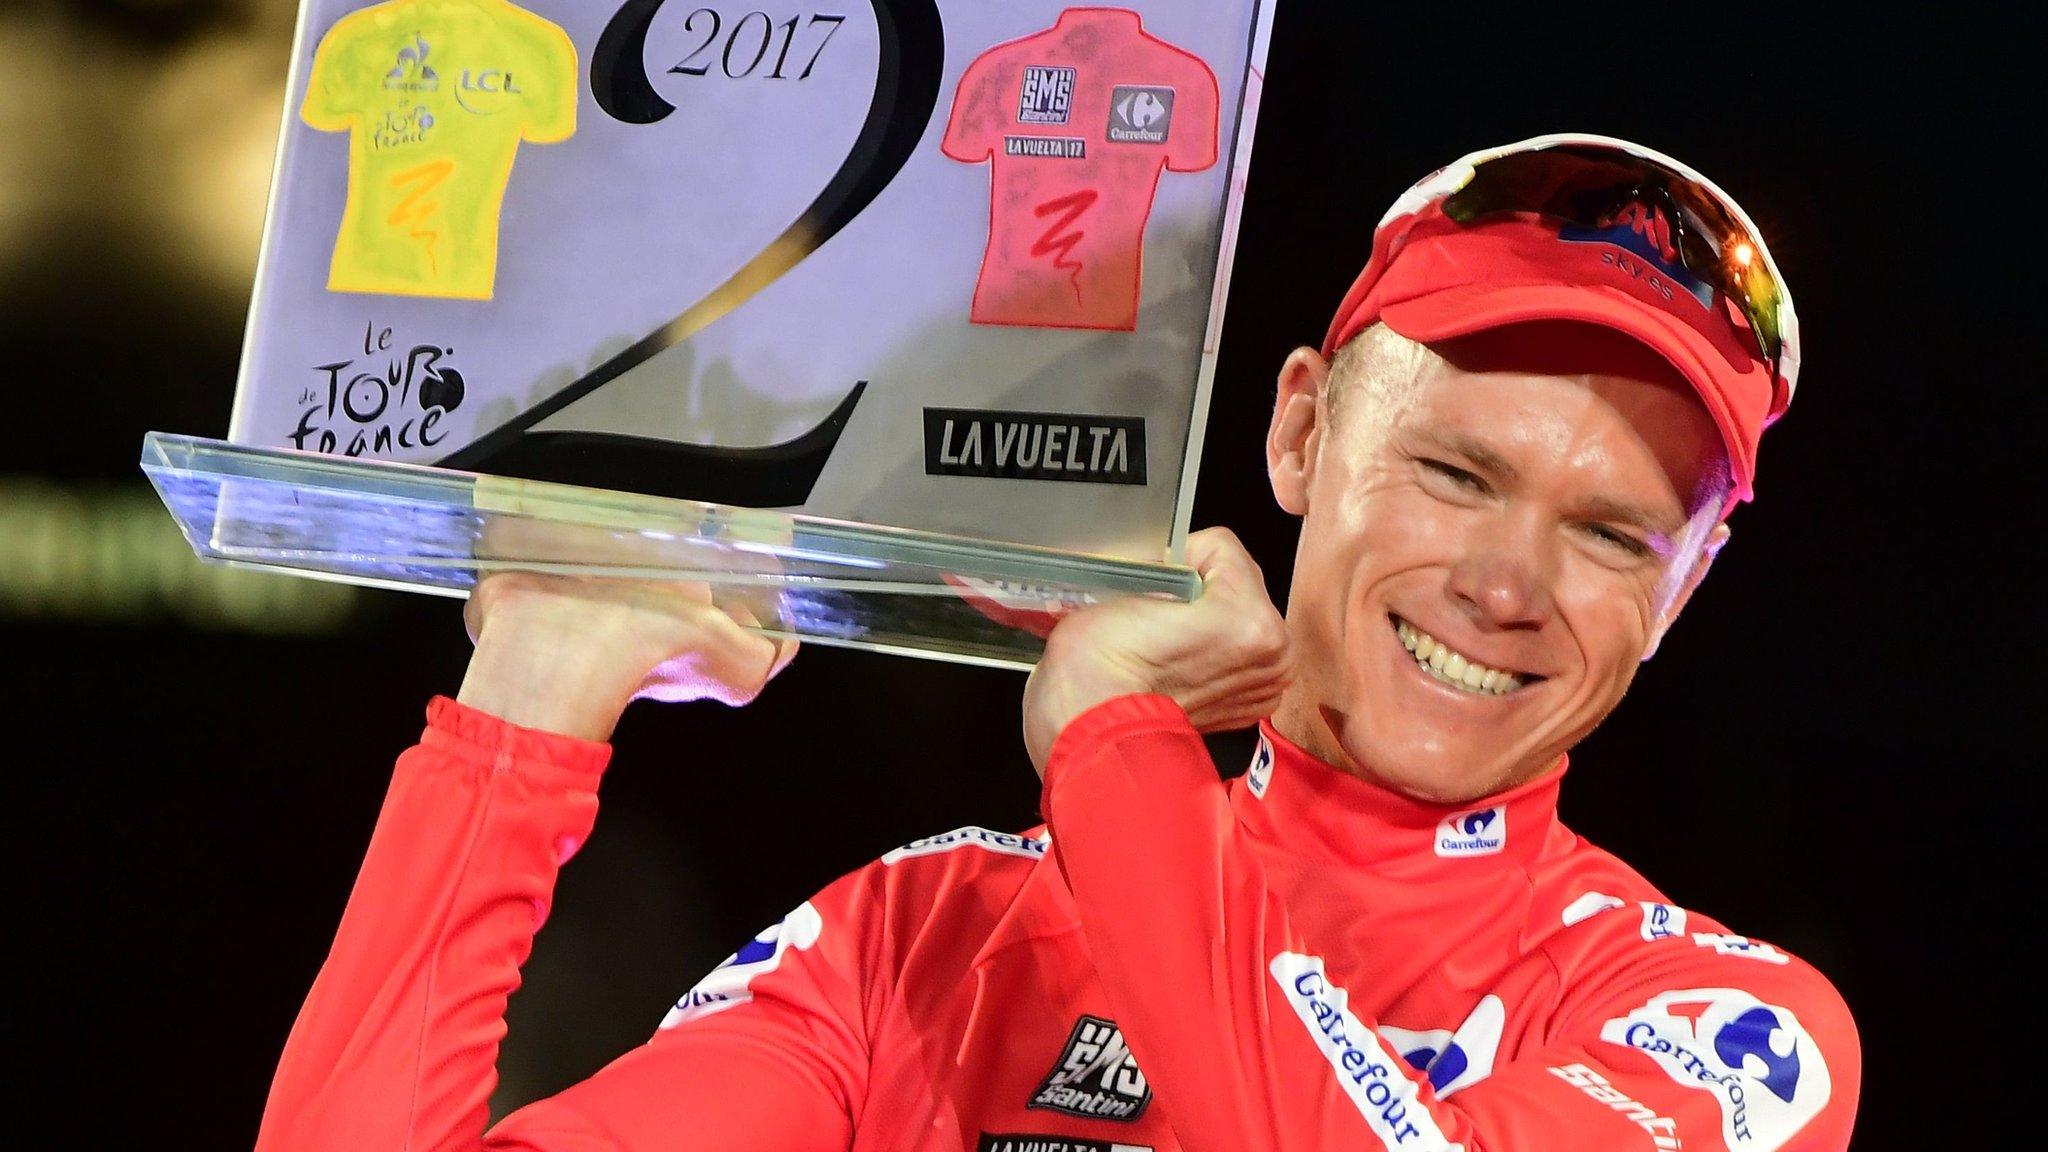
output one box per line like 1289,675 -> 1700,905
1022,527 -> 1294,776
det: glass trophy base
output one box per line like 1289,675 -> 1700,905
140,433 -> 1198,670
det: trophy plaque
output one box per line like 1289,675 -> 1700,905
144,0 -> 1276,668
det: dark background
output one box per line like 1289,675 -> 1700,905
5,1 -> 2033,1146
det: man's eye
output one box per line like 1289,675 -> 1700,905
1419,458 -> 1487,492
1583,524 -> 1653,559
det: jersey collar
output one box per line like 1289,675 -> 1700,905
1231,719 -> 1566,876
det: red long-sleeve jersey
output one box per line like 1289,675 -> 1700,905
257,693 -> 1859,1152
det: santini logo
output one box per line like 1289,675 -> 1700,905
1030,1016 -> 1151,1121
1548,1063 -> 1682,1151
1435,806 -> 1506,857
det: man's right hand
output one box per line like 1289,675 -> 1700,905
1021,527 -> 1293,773
456,572 -> 799,741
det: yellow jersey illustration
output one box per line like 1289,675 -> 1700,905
301,0 -> 576,300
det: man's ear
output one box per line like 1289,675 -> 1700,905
1644,522 -> 1732,659
1269,346 -> 1331,517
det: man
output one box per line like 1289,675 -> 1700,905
256,135 -> 1860,1151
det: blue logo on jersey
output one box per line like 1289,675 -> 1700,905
1399,1041 -> 1469,1093
1715,1006 -> 1802,1103
1645,904 -> 1681,939
1247,734 -> 1275,797
660,901 -> 823,1029
1436,806 -> 1506,857
1381,994 -> 1505,1099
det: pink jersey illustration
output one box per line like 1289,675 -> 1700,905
942,8 -> 1220,331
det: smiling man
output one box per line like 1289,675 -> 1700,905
257,136 -> 1860,1152
1268,317 -> 1732,804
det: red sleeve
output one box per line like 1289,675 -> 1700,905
255,698 -> 871,1152
1041,694 -> 1861,1152
1162,46 -> 1219,172
941,47 -> 1003,162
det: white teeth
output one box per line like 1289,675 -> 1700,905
1394,617 -> 1525,696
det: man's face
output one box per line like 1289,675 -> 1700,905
1268,324 -> 1727,803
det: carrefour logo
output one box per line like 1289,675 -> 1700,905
1269,952 -> 1458,1151
1434,806 -> 1505,857
1106,85 -> 1174,144
1601,988 -> 1831,1150
881,825 -> 1048,864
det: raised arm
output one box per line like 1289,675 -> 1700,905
254,574 -> 845,1152
1022,530 -> 1859,1152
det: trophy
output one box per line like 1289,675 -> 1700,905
143,0 -> 1276,668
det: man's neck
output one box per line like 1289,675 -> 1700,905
1267,688 -> 1559,807
1269,691 -> 1360,781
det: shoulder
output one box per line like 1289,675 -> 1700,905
1530,836 -> 1861,1135
877,824 -> 1051,870
1563,913 -> 1860,1150
959,36 -> 1024,75
661,824 -> 1052,1026
1533,834 -> 1849,1001
493,0 -> 574,55
324,0 -> 404,38
865,824 -> 1051,918
1131,22 -> 1219,85
1521,830 -> 1675,953
809,823 -> 1052,939
1544,880 -> 1858,1041
312,5 -> 371,55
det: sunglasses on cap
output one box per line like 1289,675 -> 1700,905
1421,137 -> 1798,419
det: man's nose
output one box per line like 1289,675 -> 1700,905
1445,513 -> 1554,630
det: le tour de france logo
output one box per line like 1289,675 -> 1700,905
290,320 -> 467,456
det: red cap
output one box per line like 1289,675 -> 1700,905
1321,203 -> 1776,506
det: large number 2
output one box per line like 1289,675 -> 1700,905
670,10 -> 846,80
